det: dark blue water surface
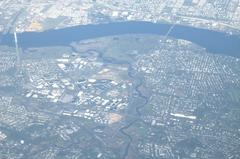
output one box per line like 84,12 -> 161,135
0,21 -> 239,57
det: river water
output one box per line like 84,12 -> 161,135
0,21 -> 239,58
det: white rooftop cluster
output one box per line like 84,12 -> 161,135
0,131 -> 7,141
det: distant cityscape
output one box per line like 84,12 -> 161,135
0,1 -> 240,159
0,0 -> 240,34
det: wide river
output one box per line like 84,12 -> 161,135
0,21 -> 240,58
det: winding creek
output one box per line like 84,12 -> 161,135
1,21 -> 240,158
96,49 -> 149,159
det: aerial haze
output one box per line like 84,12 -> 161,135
0,1 -> 240,159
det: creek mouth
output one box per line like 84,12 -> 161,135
0,21 -> 240,58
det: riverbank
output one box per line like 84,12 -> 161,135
0,21 -> 240,58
